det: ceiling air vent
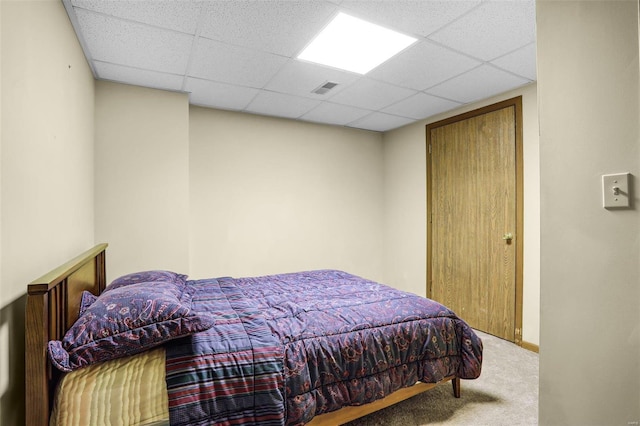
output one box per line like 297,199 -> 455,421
312,81 -> 338,95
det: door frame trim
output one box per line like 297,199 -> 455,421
426,96 -> 524,345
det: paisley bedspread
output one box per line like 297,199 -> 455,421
165,270 -> 482,425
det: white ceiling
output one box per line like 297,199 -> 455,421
63,0 -> 536,132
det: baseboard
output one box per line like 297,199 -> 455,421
521,340 -> 539,353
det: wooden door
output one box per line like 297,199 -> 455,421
427,97 -> 523,343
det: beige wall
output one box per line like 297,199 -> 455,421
95,81 -> 190,282
0,0 -> 96,424
189,107 -> 385,282
382,83 -> 540,346
95,87 -> 385,285
537,1 -> 640,424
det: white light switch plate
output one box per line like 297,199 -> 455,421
602,173 -> 630,209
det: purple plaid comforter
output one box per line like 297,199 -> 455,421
165,270 -> 482,425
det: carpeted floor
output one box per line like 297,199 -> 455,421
344,330 -> 539,426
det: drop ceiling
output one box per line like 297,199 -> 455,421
63,0 -> 536,132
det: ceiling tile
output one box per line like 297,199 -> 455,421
71,0 -> 203,34
491,42 -> 537,81
185,78 -> 259,111
368,40 -> 480,91
301,102 -> 372,126
74,8 -> 193,74
198,1 -> 338,57
348,112 -> 415,132
189,37 -> 289,88
63,0 -> 537,132
340,0 -> 482,38
264,60 -> 359,99
329,78 -> 417,111
94,61 -> 184,92
245,91 -> 320,119
382,93 -> 461,120
429,0 -> 536,61
426,64 -> 531,103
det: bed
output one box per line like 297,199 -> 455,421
25,244 -> 482,425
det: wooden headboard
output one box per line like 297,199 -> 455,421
25,243 -> 108,426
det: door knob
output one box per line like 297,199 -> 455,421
502,232 -> 514,242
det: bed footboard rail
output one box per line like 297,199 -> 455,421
307,376 -> 461,426
25,243 -> 108,426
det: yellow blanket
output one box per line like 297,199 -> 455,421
50,347 -> 169,426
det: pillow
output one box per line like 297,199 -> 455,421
106,270 -> 188,293
79,291 -> 97,316
48,281 -> 214,372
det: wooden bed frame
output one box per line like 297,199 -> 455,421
26,243 -> 108,426
25,243 -> 460,426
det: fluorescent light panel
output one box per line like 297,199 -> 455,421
298,12 -> 417,75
